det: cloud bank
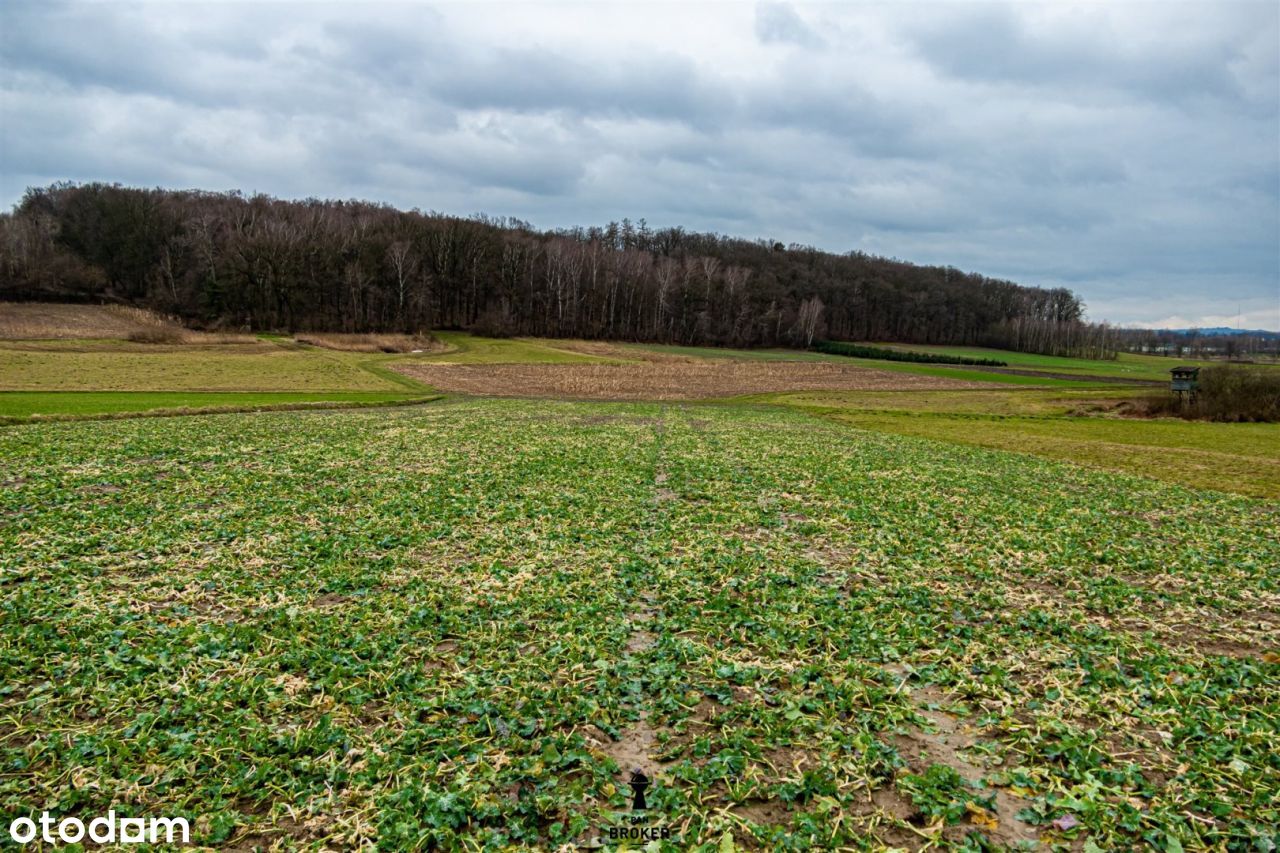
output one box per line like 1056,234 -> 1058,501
1,0 -> 1277,328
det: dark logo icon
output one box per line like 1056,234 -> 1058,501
628,768 -> 650,811
592,769 -> 674,845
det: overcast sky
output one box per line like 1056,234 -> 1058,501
2,1 -> 1278,329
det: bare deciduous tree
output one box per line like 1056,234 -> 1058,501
387,240 -> 417,324
796,296 -> 824,347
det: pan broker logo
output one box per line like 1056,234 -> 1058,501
8,811 -> 190,845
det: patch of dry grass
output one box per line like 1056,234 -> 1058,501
1,303 -> 172,339
294,332 -> 444,354
396,361 -> 1002,400
0,302 -> 253,343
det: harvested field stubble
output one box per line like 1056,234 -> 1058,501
397,360 -> 1004,399
294,333 -> 445,353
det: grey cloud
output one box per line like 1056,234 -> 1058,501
755,3 -> 825,49
740,72 -> 936,159
1,3 -> 174,96
426,48 -> 731,130
902,4 -> 1269,111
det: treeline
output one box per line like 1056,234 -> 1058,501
0,182 -> 1114,356
812,341 -> 1006,366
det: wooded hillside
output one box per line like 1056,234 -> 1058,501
0,183 -> 1115,356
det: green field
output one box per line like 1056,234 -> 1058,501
829,411 -> 1280,500
869,343 -> 1262,382
3,320 -> 1277,850
746,389 -> 1280,499
622,341 -> 1117,388
0,337 -> 439,420
2,331 -> 1272,496
2,401 -> 1275,850
0,333 -> 1104,421
0,339 -> 412,393
847,362 -> 1106,388
424,332 -> 618,364
743,388 -> 1143,417
0,391 -> 431,422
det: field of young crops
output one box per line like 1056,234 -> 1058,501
2,400 -> 1277,850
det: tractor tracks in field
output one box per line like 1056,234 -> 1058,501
597,410 -> 672,788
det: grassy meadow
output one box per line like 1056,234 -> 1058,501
0,391 -> 432,422
425,331 -> 620,364
0,338 -> 413,393
868,344 -> 1240,383
0,315 -> 435,420
829,411 -> 1280,500
2,305 -> 1277,850
749,389 -> 1280,499
605,342 -> 1121,389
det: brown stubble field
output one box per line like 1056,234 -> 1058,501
395,361 -> 1005,400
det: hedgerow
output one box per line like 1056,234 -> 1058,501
814,340 -> 1008,366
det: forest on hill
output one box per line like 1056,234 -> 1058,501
0,183 -> 1116,357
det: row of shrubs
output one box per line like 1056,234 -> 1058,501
1145,365 -> 1280,422
813,340 -> 1008,367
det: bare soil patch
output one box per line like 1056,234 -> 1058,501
599,715 -> 666,779
626,630 -> 656,653
886,669 -> 1041,847
311,592 -> 351,609
77,482 -> 123,495
223,811 -> 333,852
396,362 -> 999,400
731,798 -> 793,827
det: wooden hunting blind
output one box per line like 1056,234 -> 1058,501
1170,366 -> 1200,403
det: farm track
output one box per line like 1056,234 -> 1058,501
1,400 -> 1276,850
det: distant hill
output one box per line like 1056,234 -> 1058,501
1163,327 -> 1280,339
1125,326 -> 1280,339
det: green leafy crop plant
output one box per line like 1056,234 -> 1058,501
1,400 -> 1275,850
